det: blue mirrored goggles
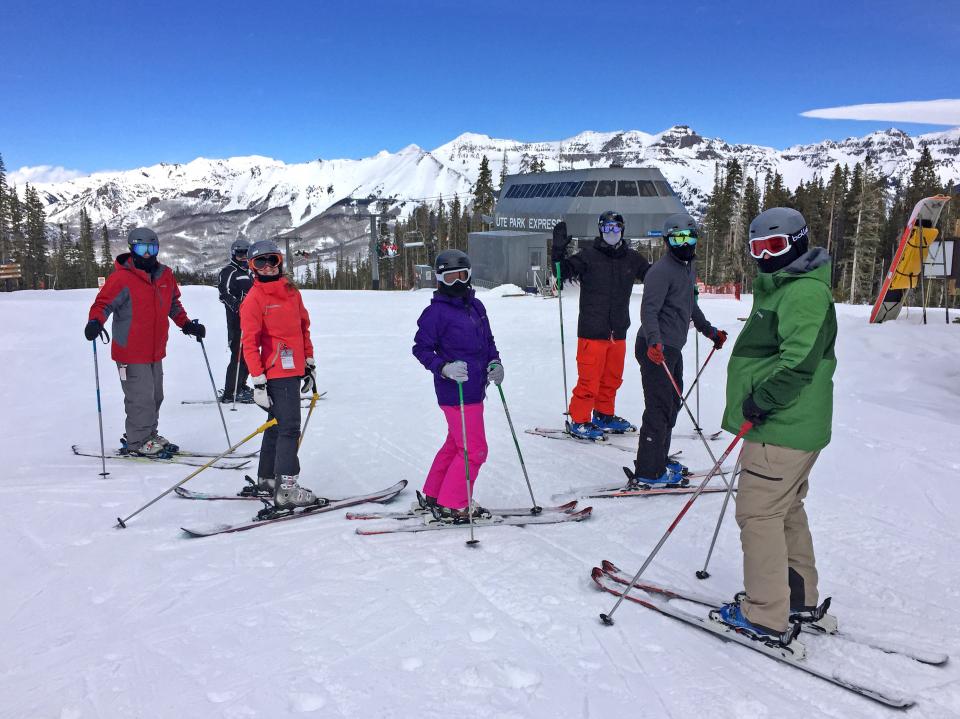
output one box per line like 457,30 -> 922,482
131,241 -> 160,257
600,222 -> 623,234
666,230 -> 697,247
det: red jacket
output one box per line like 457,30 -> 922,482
88,254 -> 190,364
240,277 -> 313,379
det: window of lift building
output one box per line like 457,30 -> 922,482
638,180 -> 658,197
617,180 -> 639,196
595,180 -> 616,196
577,181 -> 597,197
654,180 -> 675,197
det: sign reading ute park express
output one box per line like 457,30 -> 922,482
493,215 -> 562,232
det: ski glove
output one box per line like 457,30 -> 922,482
742,394 -> 770,426
646,343 -> 665,365
301,357 -> 317,395
551,221 -> 571,261
250,374 -> 271,410
182,319 -> 206,340
486,361 -> 504,386
708,328 -> 728,350
84,319 -> 103,341
440,361 -> 469,382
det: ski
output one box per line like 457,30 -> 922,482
525,427 -> 722,451
590,568 -> 916,709
181,480 -> 408,537
71,445 -> 249,470
551,465 -> 735,501
355,506 -> 592,535
181,391 -> 326,406
175,486 -> 267,501
151,448 -> 258,459
345,499 -> 579,520
598,561 -> 948,666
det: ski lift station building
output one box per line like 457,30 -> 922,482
468,167 -> 686,291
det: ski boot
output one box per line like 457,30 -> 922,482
592,411 -> 636,434
710,599 -> 805,659
121,436 -> 174,459
566,420 -> 605,442
666,460 -> 690,478
151,432 -> 179,453
413,490 -> 438,512
429,500 -> 492,524
219,391 -> 235,403
625,465 -> 688,489
790,597 -> 838,635
274,475 -> 325,510
235,386 -> 255,404
239,475 -> 275,498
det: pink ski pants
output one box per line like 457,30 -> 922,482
423,402 -> 488,509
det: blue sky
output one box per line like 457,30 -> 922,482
2,0 -> 957,179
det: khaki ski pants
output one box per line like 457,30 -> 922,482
735,440 -> 820,631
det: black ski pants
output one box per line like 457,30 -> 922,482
257,377 -> 302,479
634,344 -> 683,479
223,309 -> 249,396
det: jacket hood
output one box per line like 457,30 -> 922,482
783,247 -> 831,275
758,247 -> 833,292
115,252 -> 166,282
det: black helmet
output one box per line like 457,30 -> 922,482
663,213 -> 698,236
248,239 -> 282,260
127,227 -> 158,246
435,249 -> 471,274
231,238 -> 250,258
598,210 -> 625,235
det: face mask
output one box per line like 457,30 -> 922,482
601,230 -> 622,246
668,243 -> 696,262
439,280 -> 471,298
132,253 -> 158,272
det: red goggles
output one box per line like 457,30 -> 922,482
748,233 -> 793,259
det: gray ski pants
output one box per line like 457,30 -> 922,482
118,361 -> 164,449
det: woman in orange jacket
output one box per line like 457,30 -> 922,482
240,240 -> 320,510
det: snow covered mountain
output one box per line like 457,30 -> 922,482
23,126 -> 960,272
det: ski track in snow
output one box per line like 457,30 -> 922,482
1,286 -> 959,717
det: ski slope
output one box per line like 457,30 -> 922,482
2,285 -> 959,718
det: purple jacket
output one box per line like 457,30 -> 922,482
413,290 -> 500,406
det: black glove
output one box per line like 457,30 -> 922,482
551,221 -> 571,262
182,319 -> 206,340
84,319 -> 103,341
301,358 -> 317,395
742,395 -> 771,426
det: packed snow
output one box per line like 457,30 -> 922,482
2,285 -> 959,718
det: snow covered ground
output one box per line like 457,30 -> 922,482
2,285 -> 959,718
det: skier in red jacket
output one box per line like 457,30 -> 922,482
240,240 -> 320,511
84,228 -> 205,457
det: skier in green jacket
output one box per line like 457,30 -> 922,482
711,207 -> 838,655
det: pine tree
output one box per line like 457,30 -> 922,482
0,154 -> 8,265
499,150 -> 509,190
471,155 -> 496,226
78,208 -> 96,286
762,171 -> 792,209
839,161 -> 885,303
23,185 -> 49,289
100,223 -> 112,273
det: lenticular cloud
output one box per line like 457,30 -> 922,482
801,99 -> 960,126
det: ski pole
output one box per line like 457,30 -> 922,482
496,383 -> 541,514
91,329 -> 111,478
197,334 -> 232,448
696,451 -> 743,580
660,360 -> 732,491
457,381 -> 479,547
683,347 -> 716,403
555,261 -> 569,417
231,330 -> 243,412
600,421 -> 752,625
298,391 -> 320,449
115,418 -> 276,528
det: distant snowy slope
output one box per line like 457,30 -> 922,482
18,125 -> 960,271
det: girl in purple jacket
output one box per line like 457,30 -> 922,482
412,250 -> 503,522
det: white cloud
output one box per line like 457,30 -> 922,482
8,165 -> 86,185
801,98 -> 960,125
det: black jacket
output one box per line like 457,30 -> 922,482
218,258 -> 253,315
554,237 -> 650,340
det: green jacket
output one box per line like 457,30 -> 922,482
722,248 -> 837,451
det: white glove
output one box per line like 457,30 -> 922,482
249,374 -> 271,410
441,361 -> 469,382
486,361 -> 504,386
302,357 -> 317,395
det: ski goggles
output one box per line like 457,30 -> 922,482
439,267 -> 471,285
131,241 -> 159,257
748,225 -> 808,259
600,222 -> 624,234
666,230 -> 697,247
251,253 -> 282,269
233,249 -> 248,259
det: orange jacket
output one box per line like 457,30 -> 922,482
240,277 -> 313,380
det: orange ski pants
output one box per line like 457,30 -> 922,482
568,338 -> 626,423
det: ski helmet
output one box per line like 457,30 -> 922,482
127,227 -> 159,247
598,210 -> 625,235
663,213 -> 697,236
230,238 -> 250,259
748,207 -> 809,273
435,249 -> 471,274
126,227 -> 160,267
247,239 -> 283,276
